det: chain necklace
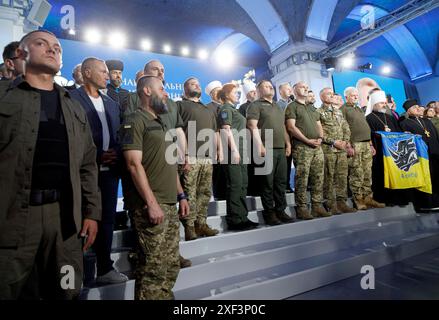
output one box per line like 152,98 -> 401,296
371,112 -> 391,132
410,117 -> 431,138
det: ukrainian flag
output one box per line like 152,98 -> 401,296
379,132 -> 432,194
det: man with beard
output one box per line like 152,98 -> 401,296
105,59 -> 130,113
366,90 -> 407,206
70,57 -> 128,285
399,99 -> 439,212
177,77 -> 220,240
238,81 -> 257,117
0,30 -> 100,299
285,81 -> 329,220
121,75 -> 186,299
306,90 -> 316,108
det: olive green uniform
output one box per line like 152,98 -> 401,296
120,109 -> 179,300
318,104 -> 351,204
177,98 -> 217,227
247,98 -> 287,214
218,103 -> 249,225
0,79 -> 100,299
285,100 -> 324,208
341,103 -> 373,199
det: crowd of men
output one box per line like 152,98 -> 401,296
1,30 -> 439,300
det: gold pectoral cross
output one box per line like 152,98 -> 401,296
425,130 -> 431,138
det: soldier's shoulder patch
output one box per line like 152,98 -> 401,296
119,122 -> 134,145
221,111 -> 229,120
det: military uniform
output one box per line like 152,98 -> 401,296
430,117 -> 439,133
0,78 -> 100,299
341,103 -> 373,208
120,108 -> 179,300
177,98 -> 218,237
285,100 -> 325,216
238,101 -> 251,117
218,102 -> 250,226
247,98 -> 290,224
318,104 -> 352,213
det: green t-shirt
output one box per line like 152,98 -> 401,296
285,100 -> 321,144
120,109 -> 177,209
246,98 -> 286,149
218,102 -> 247,153
177,98 -> 217,158
341,103 -> 371,143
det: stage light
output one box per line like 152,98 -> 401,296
181,47 -> 190,56
341,55 -> 354,68
323,57 -> 336,72
214,48 -> 235,68
140,39 -> 152,51
358,62 -> 372,72
163,44 -> 172,53
84,28 -> 102,44
68,28 -> 76,36
198,49 -> 209,60
382,65 -> 391,75
108,32 -> 127,48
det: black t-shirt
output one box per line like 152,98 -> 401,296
31,88 -> 70,190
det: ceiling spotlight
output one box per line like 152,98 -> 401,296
341,55 -> 354,68
214,48 -> 235,69
198,49 -> 209,60
68,28 -> 76,36
163,44 -> 172,53
358,62 -> 372,72
84,28 -> 102,44
382,65 -> 392,75
323,57 -> 336,72
140,39 -> 152,51
181,47 -> 190,56
108,32 -> 127,48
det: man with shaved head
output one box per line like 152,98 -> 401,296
70,57 -> 128,285
0,30 -> 100,299
64,63 -> 83,90
120,75 -> 187,299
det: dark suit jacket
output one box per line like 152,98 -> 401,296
70,87 -> 121,167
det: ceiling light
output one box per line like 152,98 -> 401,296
198,49 -> 209,60
163,44 -> 172,53
140,39 -> 152,51
84,28 -> 101,44
108,32 -> 127,48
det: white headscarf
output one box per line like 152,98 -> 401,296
365,90 -> 386,116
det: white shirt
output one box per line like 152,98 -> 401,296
89,95 -> 110,151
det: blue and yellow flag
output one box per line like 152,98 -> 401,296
379,131 -> 432,194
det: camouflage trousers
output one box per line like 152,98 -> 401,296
180,158 -> 213,226
348,141 -> 373,198
292,144 -> 324,207
324,151 -> 348,203
130,204 -> 180,300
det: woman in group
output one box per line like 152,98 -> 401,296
218,83 -> 259,231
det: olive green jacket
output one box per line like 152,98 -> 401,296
0,78 -> 101,247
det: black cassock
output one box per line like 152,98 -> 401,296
366,111 -> 413,205
400,116 -> 439,211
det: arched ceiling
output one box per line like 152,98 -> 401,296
42,0 -> 439,81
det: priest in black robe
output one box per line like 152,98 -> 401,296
400,99 -> 439,212
365,90 -> 412,206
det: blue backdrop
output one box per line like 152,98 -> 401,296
59,39 -> 251,102
332,70 -> 407,114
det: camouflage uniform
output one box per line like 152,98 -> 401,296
286,101 -> 324,208
130,204 -> 179,300
430,117 -> 439,133
179,158 -> 213,226
318,104 -> 351,204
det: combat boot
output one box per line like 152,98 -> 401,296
336,200 -> 357,213
179,255 -> 192,268
275,211 -> 294,223
295,207 -> 314,220
353,195 -> 367,210
194,222 -> 219,237
326,201 -> 340,215
262,211 -> 281,226
364,194 -> 385,208
311,205 -> 332,218
184,225 -> 197,241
